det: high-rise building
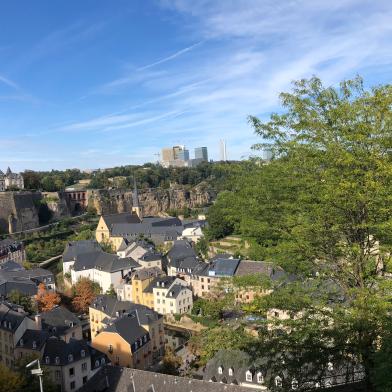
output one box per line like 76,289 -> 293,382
219,140 -> 227,161
161,145 -> 189,167
161,148 -> 175,162
194,147 -> 208,162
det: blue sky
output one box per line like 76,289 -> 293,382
1,0 -> 391,171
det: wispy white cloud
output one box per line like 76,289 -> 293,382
0,75 -> 19,90
137,40 -> 204,71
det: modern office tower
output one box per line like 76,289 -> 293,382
161,147 -> 175,162
161,145 -> 189,167
219,140 -> 227,161
195,147 -> 208,162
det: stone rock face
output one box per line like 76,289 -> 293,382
42,192 -> 72,220
87,184 -> 216,216
0,192 -> 40,233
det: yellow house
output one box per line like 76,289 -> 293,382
89,295 -> 165,368
131,268 -> 164,308
95,213 -> 141,250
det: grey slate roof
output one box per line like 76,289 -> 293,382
43,337 -> 91,365
64,240 -> 140,273
165,283 -> 191,299
63,240 -> 101,263
102,213 -> 141,229
0,264 -> 53,297
167,240 -> 198,266
0,301 -> 29,332
144,276 -> 176,293
103,311 -> 149,350
41,305 -> 81,336
91,295 -> 162,325
16,329 -> 49,351
80,366 -> 255,392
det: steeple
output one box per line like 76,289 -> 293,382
132,177 -> 142,220
6,167 -> 12,175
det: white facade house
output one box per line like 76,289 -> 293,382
62,241 -> 140,292
181,226 -> 204,243
152,277 -> 193,315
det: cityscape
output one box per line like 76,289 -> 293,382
0,2 -> 391,392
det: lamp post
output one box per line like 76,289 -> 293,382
26,358 -> 44,392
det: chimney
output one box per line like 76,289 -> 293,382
35,314 -> 42,330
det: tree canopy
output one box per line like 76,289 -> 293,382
206,77 -> 392,391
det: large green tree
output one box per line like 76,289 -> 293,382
209,77 -> 392,391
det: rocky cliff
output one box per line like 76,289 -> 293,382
0,192 -> 41,233
87,183 -> 216,216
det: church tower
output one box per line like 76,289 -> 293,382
132,177 -> 143,220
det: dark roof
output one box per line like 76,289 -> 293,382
91,295 -> 162,325
167,240 -> 198,266
130,267 -> 163,282
80,366 -> 255,392
144,276 -> 176,293
165,284 -> 191,299
16,329 -> 49,351
0,260 -> 24,272
65,241 -> 140,273
202,258 -> 240,277
43,337 -> 91,365
0,301 -> 29,332
103,311 -> 149,348
234,260 -> 272,276
102,213 -> 141,228
41,306 -> 81,336
63,240 -> 101,262
91,295 -> 133,317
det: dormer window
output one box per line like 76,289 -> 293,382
81,350 -> 86,358
218,366 -> 223,374
275,376 -> 282,387
257,372 -> 263,383
55,356 -> 60,365
327,362 -> 333,371
45,356 -> 50,364
32,341 -> 37,349
100,358 -> 105,365
95,360 -> 99,368
246,370 -> 252,382
228,368 -> 233,376
68,354 -> 73,362
291,378 -> 298,390
19,338 -> 24,347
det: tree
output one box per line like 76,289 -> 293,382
210,77 -> 392,391
35,283 -> 61,312
0,363 -> 24,392
72,278 -> 101,313
160,346 -> 182,375
105,284 -> 117,297
8,290 -> 36,314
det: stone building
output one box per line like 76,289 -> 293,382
0,167 -> 24,191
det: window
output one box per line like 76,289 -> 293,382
246,370 -> 252,382
275,376 -> 282,387
81,350 -> 85,358
157,299 -> 160,304
228,368 -> 233,376
70,381 -> 75,390
108,345 -> 113,353
55,356 -> 60,365
68,354 -> 73,362
218,366 -> 223,374
83,376 -> 88,384
69,367 -> 74,377
55,370 -> 61,380
81,362 -> 87,372
45,356 -> 50,364
257,372 -> 263,383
